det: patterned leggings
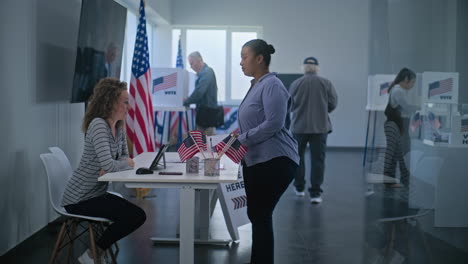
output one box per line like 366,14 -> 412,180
383,121 -> 410,185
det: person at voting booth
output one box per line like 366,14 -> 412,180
237,39 -> 299,264
61,78 -> 146,263
183,51 -> 222,136
383,68 -> 418,188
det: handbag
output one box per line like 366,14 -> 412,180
196,105 -> 225,128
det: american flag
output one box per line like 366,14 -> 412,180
461,119 -> 468,133
428,112 -> 441,129
189,130 -> 207,151
126,0 -> 155,155
152,73 -> 177,93
176,36 -> 184,69
379,82 -> 390,96
215,135 -> 247,164
428,78 -> 453,98
410,112 -> 422,132
177,130 -> 207,162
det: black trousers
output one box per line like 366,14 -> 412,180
64,193 -> 146,250
243,156 -> 297,264
293,133 -> 328,196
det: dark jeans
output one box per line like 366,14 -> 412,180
293,133 -> 328,196
243,156 -> 297,264
64,193 -> 146,250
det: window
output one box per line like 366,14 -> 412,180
186,30 -> 227,102
231,32 -> 258,100
172,27 -> 261,105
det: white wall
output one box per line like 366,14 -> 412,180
148,0 -> 172,23
0,0 -> 85,255
152,24 -> 173,68
172,0 -> 370,147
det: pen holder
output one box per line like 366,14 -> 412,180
204,158 -> 220,176
186,157 -> 199,173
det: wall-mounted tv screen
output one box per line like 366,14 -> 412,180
71,0 -> 127,103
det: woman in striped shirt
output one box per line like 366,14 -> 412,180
383,68 -> 418,188
62,78 -> 146,263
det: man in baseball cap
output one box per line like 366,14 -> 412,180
289,56 -> 338,204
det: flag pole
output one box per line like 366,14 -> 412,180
189,131 -> 207,159
217,135 -> 237,160
210,138 -> 214,158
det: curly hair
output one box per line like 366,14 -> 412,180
82,78 -> 128,133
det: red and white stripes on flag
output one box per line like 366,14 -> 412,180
177,130 -> 207,162
126,0 -> 155,155
215,135 -> 247,164
189,130 -> 207,151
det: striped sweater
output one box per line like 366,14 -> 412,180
62,118 -> 129,206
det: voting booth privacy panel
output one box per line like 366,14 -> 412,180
151,68 -> 197,147
366,74 -> 396,111
151,68 -> 196,107
421,72 -> 459,104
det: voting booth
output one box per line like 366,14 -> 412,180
152,68 -> 197,146
366,74 -> 395,111
151,68 -> 196,107
421,72 -> 459,104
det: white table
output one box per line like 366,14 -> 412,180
98,152 -> 239,264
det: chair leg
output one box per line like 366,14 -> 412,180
108,246 -> 118,264
89,223 -> 100,264
66,219 -> 78,264
114,241 -> 119,256
49,219 -> 69,264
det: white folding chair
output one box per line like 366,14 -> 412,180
48,147 -> 123,198
40,153 -> 118,264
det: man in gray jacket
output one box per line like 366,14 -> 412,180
290,57 -> 338,204
183,51 -> 218,135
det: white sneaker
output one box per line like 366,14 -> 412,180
294,189 -> 305,197
310,196 -> 322,204
78,250 -> 95,264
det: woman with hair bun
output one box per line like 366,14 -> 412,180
237,39 -> 299,264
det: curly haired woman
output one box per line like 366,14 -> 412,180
62,78 -> 146,263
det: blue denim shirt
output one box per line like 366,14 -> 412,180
183,64 -> 218,108
237,72 -> 299,167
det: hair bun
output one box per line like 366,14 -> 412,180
267,44 -> 275,55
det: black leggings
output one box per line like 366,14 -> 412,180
64,193 -> 146,250
243,156 -> 297,264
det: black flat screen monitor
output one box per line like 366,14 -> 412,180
71,0 -> 127,103
277,74 -> 302,129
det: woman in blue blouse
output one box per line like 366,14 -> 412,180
237,39 -> 299,264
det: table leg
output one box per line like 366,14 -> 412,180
199,190 -> 211,240
180,186 -> 195,264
